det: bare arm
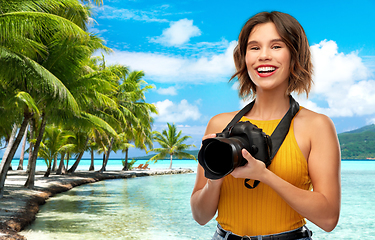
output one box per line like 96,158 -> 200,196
231,113 -> 341,232
190,164 -> 223,225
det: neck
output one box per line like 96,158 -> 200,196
245,92 -> 290,120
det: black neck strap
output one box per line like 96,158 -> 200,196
223,96 -> 300,189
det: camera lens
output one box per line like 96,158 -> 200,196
202,137 -> 248,177
203,140 -> 233,175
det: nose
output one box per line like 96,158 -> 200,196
259,48 -> 271,61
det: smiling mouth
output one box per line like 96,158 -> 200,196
257,66 -> 276,73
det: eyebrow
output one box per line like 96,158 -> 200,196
247,38 -> 284,45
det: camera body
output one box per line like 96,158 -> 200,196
198,121 -> 271,180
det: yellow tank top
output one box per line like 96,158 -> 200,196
216,113 -> 312,236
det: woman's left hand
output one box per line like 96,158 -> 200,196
230,149 -> 267,180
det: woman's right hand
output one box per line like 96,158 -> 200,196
191,112 -> 236,225
202,133 -> 217,141
200,133 -> 225,185
190,133 -> 225,225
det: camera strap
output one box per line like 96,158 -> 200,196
223,96 -> 300,189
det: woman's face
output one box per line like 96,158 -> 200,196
245,22 -> 291,94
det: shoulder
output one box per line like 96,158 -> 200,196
295,107 -> 336,133
294,107 -> 338,152
205,111 -> 238,135
294,107 -> 340,163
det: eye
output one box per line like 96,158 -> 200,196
248,46 -> 259,51
272,45 -> 282,49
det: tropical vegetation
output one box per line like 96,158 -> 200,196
0,0 -> 191,198
338,124 -> 375,159
147,123 -> 196,169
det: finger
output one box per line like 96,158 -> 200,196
202,133 -> 217,141
242,148 -> 253,161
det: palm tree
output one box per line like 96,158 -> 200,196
0,92 -> 39,197
21,4 -> 115,187
80,59 -> 156,173
0,0 -> 90,194
37,124 -> 74,177
67,131 -> 90,173
115,70 -> 157,170
148,123 -> 196,169
73,57 -> 123,173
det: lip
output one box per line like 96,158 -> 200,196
256,65 -> 277,78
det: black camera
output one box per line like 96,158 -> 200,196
198,121 -> 271,180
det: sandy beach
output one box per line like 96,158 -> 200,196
0,168 -> 193,240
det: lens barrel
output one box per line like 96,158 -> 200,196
199,136 -> 248,179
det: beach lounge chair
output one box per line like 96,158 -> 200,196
141,163 -> 150,170
134,164 -> 144,170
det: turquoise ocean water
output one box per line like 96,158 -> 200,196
16,160 -> 375,240
10,158 -> 188,172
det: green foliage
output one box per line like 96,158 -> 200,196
0,0 -> 156,182
338,124 -> 375,159
147,123 -> 196,169
122,159 -> 137,170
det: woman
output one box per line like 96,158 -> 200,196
190,11 -> 341,240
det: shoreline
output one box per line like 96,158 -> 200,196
0,168 -> 194,240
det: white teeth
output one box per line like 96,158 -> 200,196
257,66 -> 276,72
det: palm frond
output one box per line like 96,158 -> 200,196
147,152 -> 168,163
9,91 -> 40,116
80,112 -> 118,138
0,12 -> 90,58
0,47 -> 80,113
174,152 -> 197,161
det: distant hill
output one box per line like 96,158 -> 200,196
131,124 -> 375,160
342,124 -> 375,134
338,124 -> 375,159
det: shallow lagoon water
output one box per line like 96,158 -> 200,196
20,160 -> 375,239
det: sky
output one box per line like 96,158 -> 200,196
86,0 -> 375,158
5,0 -> 375,160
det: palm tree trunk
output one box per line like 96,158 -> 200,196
0,111 -> 32,198
1,124 -> 17,166
0,125 -> 18,197
99,153 -> 106,172
89,149 -> 95,171
122,148 -> 129,171
68,137 -> 89,173
27,118 -> 35,173
52,155 -> 58,172
44,164 -> 51,177
67,151 -> 84,173
169,154 -> 173,169
99,137 -> 114,173
17,123 -> 28,170
56,153 -> 66,175
25,113 -> 47,189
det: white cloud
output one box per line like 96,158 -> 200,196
311,40 -> 370,95
151,19 -> 201,46
152,99 -> 201,122
102,40 -> 237,83
94,5 -> 168,22
307,40 -> 375,117
367,118 -> 375,125
89,27 -> 108,35
156,86 -> 177,95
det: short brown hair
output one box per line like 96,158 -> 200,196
231,11 -> 313,98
